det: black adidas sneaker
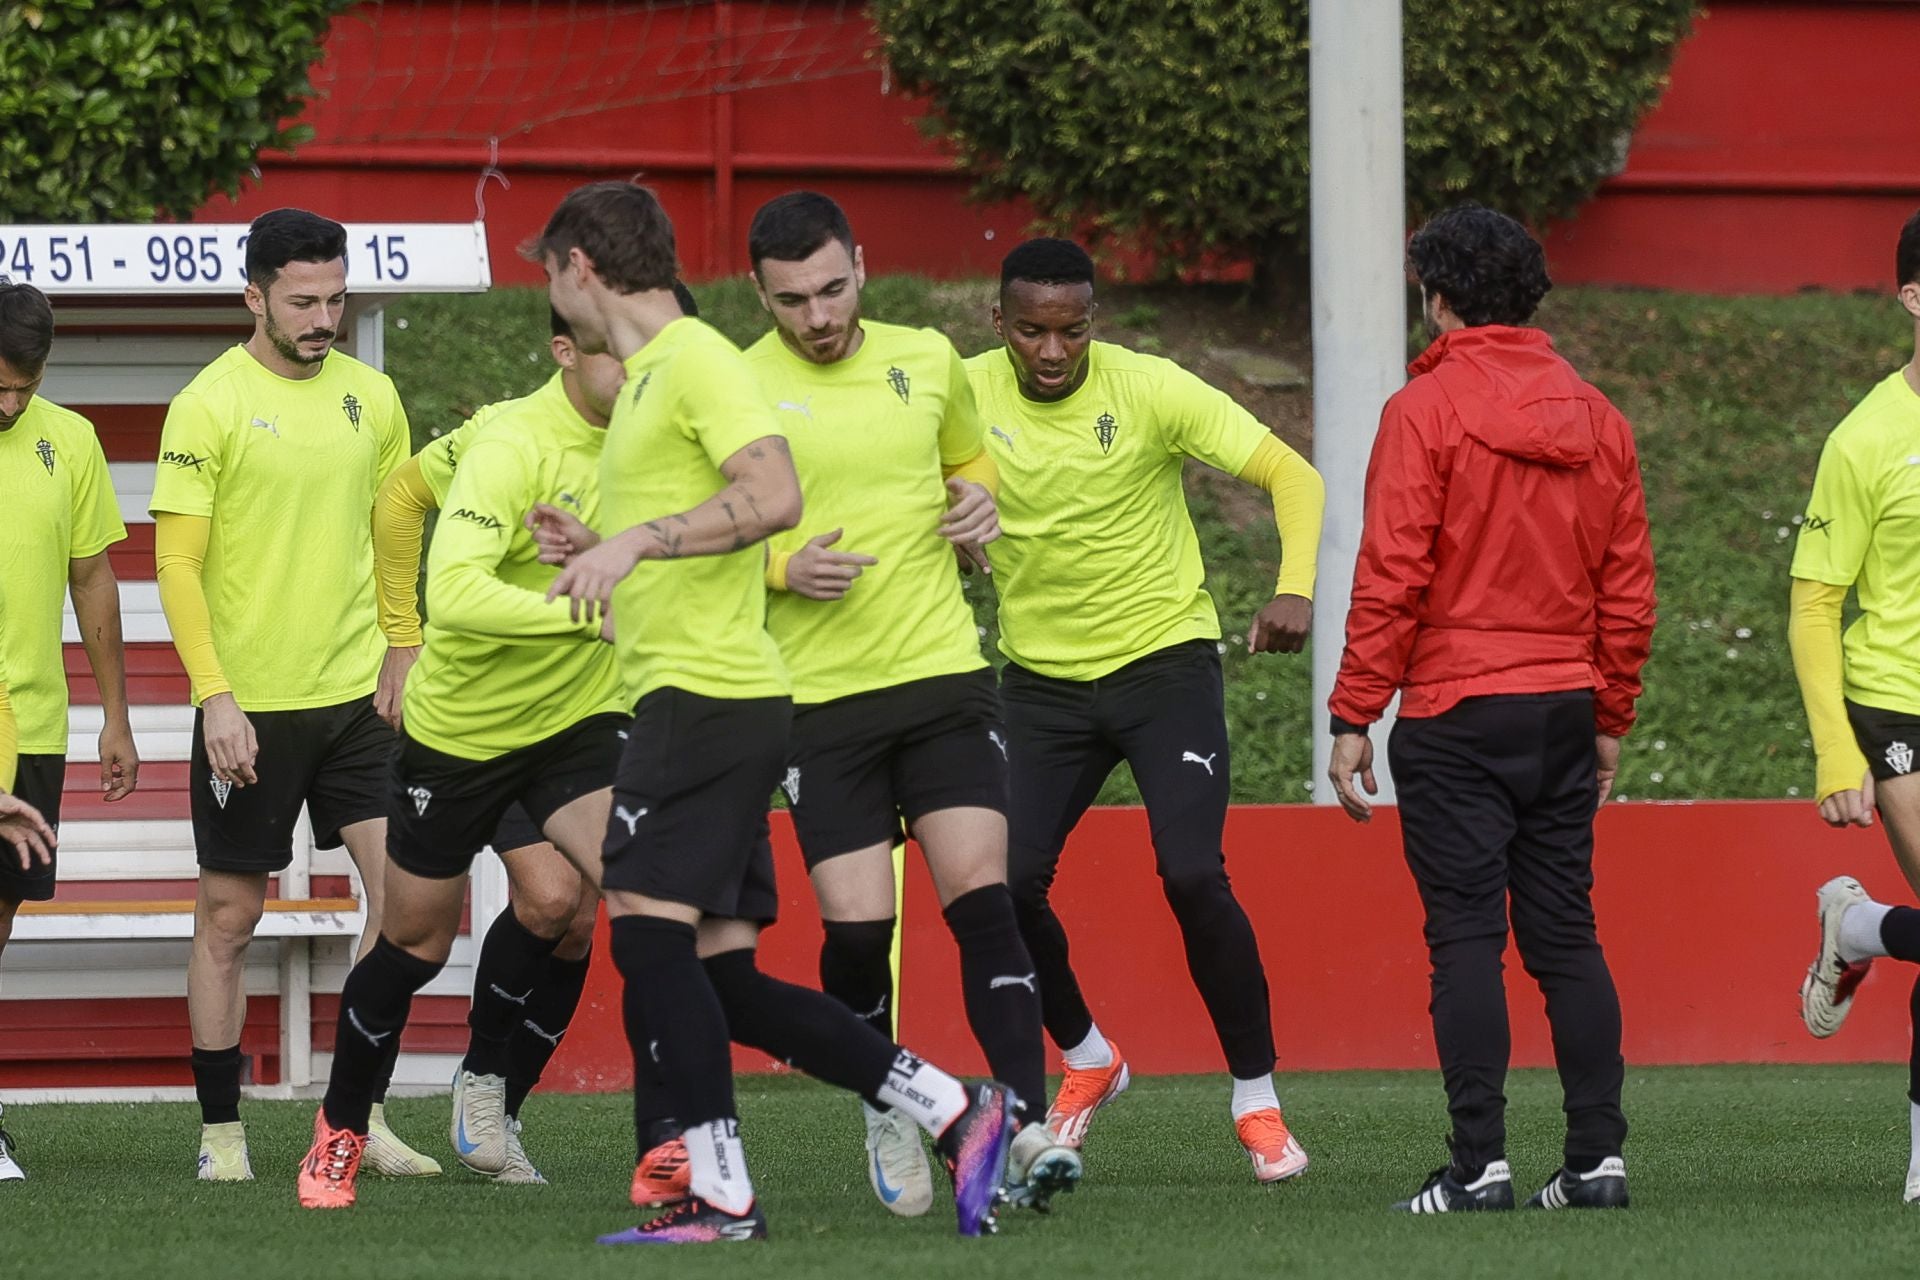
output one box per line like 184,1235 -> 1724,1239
1391,1159 -> 1515,1214
1527,1156 -> 1629,1209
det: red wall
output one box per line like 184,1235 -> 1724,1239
196,2 -> 1920,294
541,801 -> 1920,1091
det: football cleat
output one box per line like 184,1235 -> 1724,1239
450,1070 -> 509,1175
1528,1156 -> 1629,1209
1801,876 -> 1874,1039
1393,1160 -> 1515,1214
196,1120 -> 253,1182
365,1102 -> 442,1177
1045,1039 -> 1130,1150
1905,1168 -> 1920,1205
631,1134 -> 692,1207
598,1196 -> 767,1245
935,1082 -> 1016,1238
492,1118 -> 547,1185
0,1104 -> 23,1182
296,1112 -> 366,1210
1004,1120 -> 1082,1212
863,1102 -> 934,1218
1236,1107 -> 1310,1183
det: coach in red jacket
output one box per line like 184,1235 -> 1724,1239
1328,205 -> 1656,1215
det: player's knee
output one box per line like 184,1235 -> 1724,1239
700,946 -> 761,1007
556,900 -> 598,960
1156,854 -> 1230,910
511,884 -> 577,940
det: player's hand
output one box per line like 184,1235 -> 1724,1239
1329,732 -> 1376,822
787,529 -> 878,601
1249,594 -> 1311,654
546,531 -> 641,623
0,793 -> 56,871
599,611 -> 616,644
527,503 -> 601,566
1595,734 -> 1623,807
375,645 -> 420,731
941,478 -> 998,575
98,713 -> 140,802
1818,769 -> 1877,829
202,692 -> 259,787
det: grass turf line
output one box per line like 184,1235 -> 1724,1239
2,1066 -> 1915,1278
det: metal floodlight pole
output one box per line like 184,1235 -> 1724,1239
1308,0 -> 1406,803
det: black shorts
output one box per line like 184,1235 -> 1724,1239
387,713 -> 627,880
601,688 -> 791,923
786,669 -> 1008,867
1848,700 -> 1920,784
191,696 -> 394,874
0,753 -> 65,902
490,802 -> 547,855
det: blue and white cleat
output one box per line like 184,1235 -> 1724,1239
449,1070 -> 507,1175
862,1101 -> 933,1218
935,1082 -> 1016,1237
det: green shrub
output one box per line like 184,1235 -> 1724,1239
0,0 -> 352,221
870,0 -> 1697,283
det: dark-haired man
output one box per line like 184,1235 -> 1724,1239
153,208 -> 437,1182
969,237 -> 1325,1182
0,277 -> 137,1181
744,191 -> 1078,1217
1791,207 -> 1920,1205
1329,203 -> 1656,1214
524,181 -> 1014,1244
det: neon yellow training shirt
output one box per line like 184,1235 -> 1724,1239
151,345 -> 410,710
0,398 -> 127,752
417,398 -> 510,505
600,318 -> 790,703
967,341 -> 1286,680
1791,368 -> 1920,718
747,321 -> 989,704
404,374 -> 624,760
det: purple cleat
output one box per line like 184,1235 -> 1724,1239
597,1196 -> 767,1245
934,1082 -> 1016,1237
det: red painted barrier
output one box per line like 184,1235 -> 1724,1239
192,2 -> 1920,295
542,800 -> 1920,1092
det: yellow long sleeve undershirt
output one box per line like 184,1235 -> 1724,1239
1236,435 -> 1325,600
153,513 -> 230,703
373,454 -> 435,647
1789,576 -> 1872,802
0,679 -> 18,792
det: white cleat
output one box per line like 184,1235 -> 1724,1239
863,1102 -> 934,1218
1905,1168 -> 1920,1205
1801,875 -> 1874,1039
450,1071 -> 509,1176
492,1118 -> 547,1185
0,1105 -> 23,1181
196,1121 -> 253,1181
1005,1121 -> 1082,1212
366,1102 -> 443,1177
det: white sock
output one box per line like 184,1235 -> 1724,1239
1908,1102 -> 1920,1178
1840,902 -> 1893,964
875,1050 -> 970,1136
684,1118 -> 755,1215
1062,1025 -> 1114,1071
1231,1074 -> 1281,1120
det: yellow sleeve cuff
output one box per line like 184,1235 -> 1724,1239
1789,576 -> 1871,801
154,512 -> 231,703
1236,436 -> 1325,601
374,454 -> 436,646
941,447 -> 1002,499
766,548 -> 794,592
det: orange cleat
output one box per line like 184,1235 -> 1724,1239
631,1135 -> 692,1207
297,1111 -> 367,1210
1044,1039 -> 1130,1150
1235,1107 -> 1309,1184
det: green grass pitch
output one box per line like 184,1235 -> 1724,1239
3,1065 -> 1916,1278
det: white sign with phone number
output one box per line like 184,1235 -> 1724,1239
0,222 -> 491,295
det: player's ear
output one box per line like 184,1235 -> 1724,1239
1899,281 -> 1920,322
750,271 -> 772,314
991,302 -> 1004,341
550,336 -> 576,370
242,280 -> 266,320
852,244 -> 867,291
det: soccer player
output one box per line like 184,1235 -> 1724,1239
745,192 -> 1078,1216
295,290 -> 635,1213
152,209 -> 437,1181
1792,207 -> 1920,1204
0,278 -> 138,1181
1329,205 -> 1656,1213
968,238 -> 1325,1182
531,180 -> 1015,1244
368,295 -> 689,1182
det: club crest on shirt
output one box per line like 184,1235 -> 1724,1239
1095,411 -> 1118,455
35,437 -> 54,475
887,366 -> 910,404
341,394 -> 362,431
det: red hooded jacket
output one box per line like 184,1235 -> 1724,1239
1329,326 -> 1656,737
